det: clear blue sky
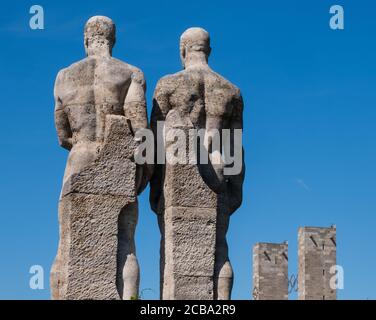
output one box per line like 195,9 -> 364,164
0,0 -> 375,300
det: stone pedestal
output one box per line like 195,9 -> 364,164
157,123 -> 221,300
51,115 -> 137,300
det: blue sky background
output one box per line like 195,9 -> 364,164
0,0 -> 375,300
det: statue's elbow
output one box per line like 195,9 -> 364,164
229,195 -> 243,215
58,137 -> 72,151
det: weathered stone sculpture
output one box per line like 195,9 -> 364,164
50,16 -> 149,300
150,28 -> 244,299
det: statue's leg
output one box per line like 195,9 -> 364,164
157,214 -> 166,300
214,212 -> 233,300
50,197 -> 70,300
50,207 -> 62,299
116,201 -> 140,300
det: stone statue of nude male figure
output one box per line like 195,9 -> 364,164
51,16 -> 150,300
150,28 -> 244,300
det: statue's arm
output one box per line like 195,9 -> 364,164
150,79 -> 171,130
230,90 -> 244,131
123,68 -> 151,194
227,90 -> 245,214
149,78 -> 171,214
124,68 -> 148,134
54,71 -> 72,151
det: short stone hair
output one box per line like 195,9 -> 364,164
180,27 -> 211,56
84,16 -> 116,49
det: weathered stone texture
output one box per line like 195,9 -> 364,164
51,116 -> 137,300
150,27 -> 244,300
51,16 -> 148,300
298,226 -> 337,300
253,242 -> 288,300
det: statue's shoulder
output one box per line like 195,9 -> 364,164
111,58 -> 145,79
54,58 -> 96,102
155,71 -> 185,93
160,71 -> 183,82
209,69 -> 241,96
68,57 -> 95,72
55,58 -> 94,82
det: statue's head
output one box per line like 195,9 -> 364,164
84,16 -> 116,57
180,27 -> 211,68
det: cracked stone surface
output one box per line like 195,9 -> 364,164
50,16 -> 149,300
150,27 -> 245,300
